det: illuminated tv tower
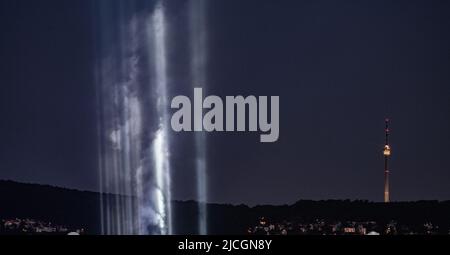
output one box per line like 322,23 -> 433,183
383,118 -> 391,203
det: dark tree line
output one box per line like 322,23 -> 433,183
1,180 -> 449,234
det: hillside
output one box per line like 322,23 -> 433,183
1,180 -> 450,234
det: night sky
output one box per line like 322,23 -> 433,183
1,0 -> 450,205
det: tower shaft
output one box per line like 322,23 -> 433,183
383,119 -> 391,203
384,155 -> 389,203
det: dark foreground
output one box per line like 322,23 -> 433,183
1,180 -> 450,235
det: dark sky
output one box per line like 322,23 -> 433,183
1,0 -> 450,205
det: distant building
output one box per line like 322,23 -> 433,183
344,227 -> 356,233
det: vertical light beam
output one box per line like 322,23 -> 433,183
147,1 -> 172,234
189,0 -> 208,234
95,1 -> 173,235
